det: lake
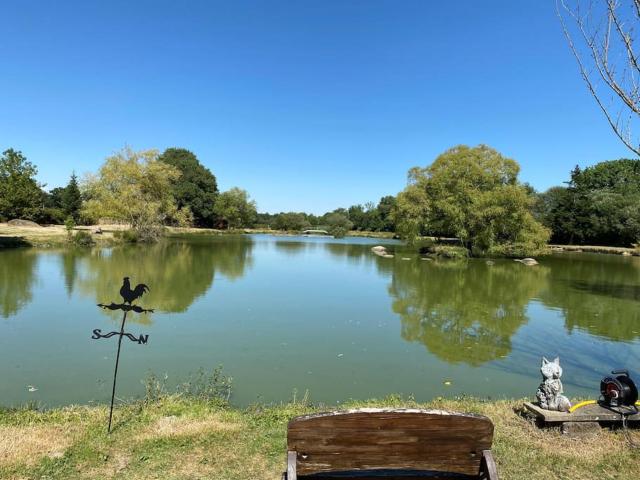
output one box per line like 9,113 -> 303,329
1,234 -> 639,408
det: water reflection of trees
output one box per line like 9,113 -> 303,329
388,259 -> 549,365
0,250 -> 38,318
76,237 -> 253,322
274,240 -> 314,256
323,242 -> 382,266
538,254 -> 640,341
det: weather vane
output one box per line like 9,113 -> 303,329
93,276 -> 153,433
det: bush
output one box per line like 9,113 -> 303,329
136,223 -> 164,243
71,230 -> 95,247
143,366 -> 232,406
328,225 -> 348,238
64,216 -> 75,235
34,207 -> 65,225
114,229 -> 139,243
431,245 -> 469,259
486,242 -> 549,258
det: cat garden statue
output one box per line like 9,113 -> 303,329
536,356 -> 571,412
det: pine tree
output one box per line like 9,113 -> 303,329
62,172 -> 82,222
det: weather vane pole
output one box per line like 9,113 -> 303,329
93,277 -> 153,433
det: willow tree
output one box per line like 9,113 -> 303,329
394,145 -> 550,256
82,148 -> 192,241
558,0 -> 640,155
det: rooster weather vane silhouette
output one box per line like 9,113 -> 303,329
92,277 -> 153,433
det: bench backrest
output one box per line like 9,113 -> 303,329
287,408 -> 494,477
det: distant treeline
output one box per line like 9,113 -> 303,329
255,196 -> 397,237
1,145 -> 639,249
534,159 -> 640,247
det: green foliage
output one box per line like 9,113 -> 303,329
81,147 -> 193,242
213,187 -> 257,229
376,195 -> 397,232
158,148 -> 218,227
324,212 -> 353,238
113,229 -> 139,243
70,230 -> 94,247
34,207 -> 65,225
540,159 -> 640,246
272,212 -> 311,231
0,149 -> 43,221
143,366 -> 232,405
62,173 -> 82,222
64,216 -> 75,235
394,145 -> 550,256
178,366 -> 233,404
430,245 -> 469,259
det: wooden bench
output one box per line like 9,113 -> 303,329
283,408 -> 498,479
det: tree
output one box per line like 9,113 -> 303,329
537,186 -> 578,243
158,148 -> 218,227
394,145 -> 550,256
557,1 -> 640,155
46,187 -> 66,209
541,159 -> 640,245
324,212 -> 353,238
213,187 -> 257,229
62,172 -> 82,222
376,195 -> 397,232
347,204 -> 367,230
0,149 -> 43,221
273,212 -> 311,231
82,147 -> 192,241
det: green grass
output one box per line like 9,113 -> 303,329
2,395 -> 639,479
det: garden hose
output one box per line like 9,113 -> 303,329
568,400 -> 597,413
569,399 -> 640,413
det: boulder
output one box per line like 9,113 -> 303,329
371,245 -> 388,257
515,257 -> 538,266
8,219 -> 41,227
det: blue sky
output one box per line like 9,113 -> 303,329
0,0 -> 633,214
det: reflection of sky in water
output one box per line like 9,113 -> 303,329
0,236 -> 639,407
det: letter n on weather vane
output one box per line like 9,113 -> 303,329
92,276 -> 154,433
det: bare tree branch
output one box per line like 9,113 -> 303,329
557,0 -> 640,155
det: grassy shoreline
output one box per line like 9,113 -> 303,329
2,395 -> 639,479
0,224 -> 398,249
1,223 -> 638,257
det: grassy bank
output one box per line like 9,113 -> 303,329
550,244 -> 640,256
0,224 -> 120,248
2,395 -> 639,480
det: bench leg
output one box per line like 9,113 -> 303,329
284,450 -> 296,480
479,449 -> 498,480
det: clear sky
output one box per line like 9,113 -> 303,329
0,0 -> 633,214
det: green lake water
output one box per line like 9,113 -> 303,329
1,234 -> 639,407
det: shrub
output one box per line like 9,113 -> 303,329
114,229 -> 139,243
143,366 -> 233,406
486,242 -> 549,258
432,245 -> 469,259
64,216 -> 75,235
33,207 -> 66,225
71,230 -> 95,247
328,225 -> 348,238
